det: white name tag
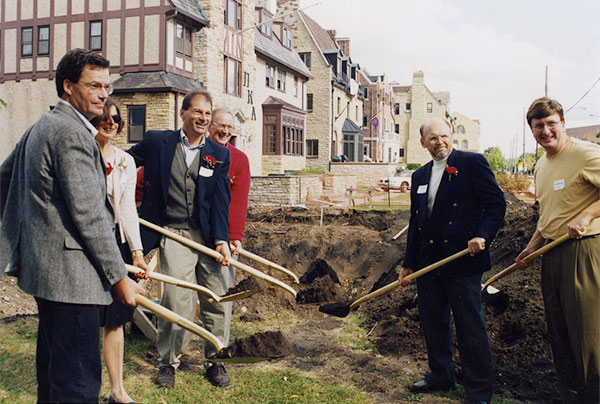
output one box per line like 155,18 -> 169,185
417,184 -> 428,194
199,166 -> 214,178
553,179 -> 564,191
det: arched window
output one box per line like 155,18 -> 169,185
457,125 -> 465,134
462,140 -> 468,149
453,140 -> 459,149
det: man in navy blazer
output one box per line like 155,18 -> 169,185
128,89 -> 233,388
399,118 -> 506,404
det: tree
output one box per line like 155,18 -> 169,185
484,146 -> 505,172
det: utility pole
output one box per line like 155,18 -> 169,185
523,108 -> 527,174
535,66 -> 548,165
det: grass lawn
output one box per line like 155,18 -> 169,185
0,315 -> 372,404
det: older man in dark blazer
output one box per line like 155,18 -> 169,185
128,89 -> 232,388
0,49 -> 143,403
399,118 -> 506,404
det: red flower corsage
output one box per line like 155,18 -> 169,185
203,155 -> 218,169
445,166 -> 458,181
106,161 -> 114,176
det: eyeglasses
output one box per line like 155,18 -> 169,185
101,114 -> 121,124
532,120 -> 561,132
77,81 -> 114,95
211,124 -> 235,136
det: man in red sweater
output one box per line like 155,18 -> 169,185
208,108 -> 251,254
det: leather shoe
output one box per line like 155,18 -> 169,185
409,379 -> 455,393
206,363 -> 230,387
157,365 -> 175,388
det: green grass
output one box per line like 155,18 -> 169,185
0,315 -> 372,404
335,313 -> 377,352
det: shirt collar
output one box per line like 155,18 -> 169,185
180,129 -> 205,149
58,99 -> 98,136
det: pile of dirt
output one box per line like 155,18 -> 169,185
239,191 -> 557,402
212,330 -> 293,360
224,276 -> 267,296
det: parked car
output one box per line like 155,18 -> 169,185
379,170 -> 414,192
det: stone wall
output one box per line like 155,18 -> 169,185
249,176 -> 301,205
112,91 -> 177,150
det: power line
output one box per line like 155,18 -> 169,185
565,75 -> 600,113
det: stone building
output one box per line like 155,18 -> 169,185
254,3 -> 311,175
0,0 -> 216,158
0,0 -> 261,168
392,71 -> 480,166
359,71 -> 397,162
275,0 -> 364,169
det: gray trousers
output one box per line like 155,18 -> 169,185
157,228 -> 234,367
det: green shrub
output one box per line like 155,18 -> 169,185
406,163 -> 422,170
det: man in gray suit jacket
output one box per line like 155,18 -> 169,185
0,49 -> 143,403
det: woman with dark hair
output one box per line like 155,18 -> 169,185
92,97 -> 148,404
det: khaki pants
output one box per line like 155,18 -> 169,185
157,228 -> 233,368
542,236 -> 600,404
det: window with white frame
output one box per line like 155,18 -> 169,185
265,64 -> 275,88
277,69 -> 286,92
427,102 -> 433,113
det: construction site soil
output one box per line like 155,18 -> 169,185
0,190 -> 559,403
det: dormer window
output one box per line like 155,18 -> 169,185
225,0 -> 242,31
283,26 -> 292,48
260,9 -> 272,37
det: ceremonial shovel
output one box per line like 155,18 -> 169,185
320,247 -> 471,318
237,248 -> 300,284
139,219 -> 297,298
481,233 -> 571,293
134,295 -> 275,363
126,265 -> 256,303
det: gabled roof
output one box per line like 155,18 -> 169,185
392,86 -> 411,93
299,11 -> 338,53
112,71 -> 204,93
255,29 -> 312,79
342,118 -> 363,134
169,0 -> 209,26
262,96 -> 305,113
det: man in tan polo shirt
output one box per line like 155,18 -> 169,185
516,97 -> 600,404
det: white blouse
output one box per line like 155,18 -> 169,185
105,147 -> 143,252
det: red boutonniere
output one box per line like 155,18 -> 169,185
445,166 -> 458,181
203,155 -> 221,169
230,175 -> 236,185
106,161 -> 114,176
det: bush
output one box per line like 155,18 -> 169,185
496,173 -> 531,193
406,163 -> 422,170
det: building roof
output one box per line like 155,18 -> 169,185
299,11 -> 339,53
342,118 -> 363,134
112,71 -> 204,94
262,96 -> 305,113
392,86 -> 411,93
567,124 -> 600,142
255,29 -> 312,79
169,0 -> 209,26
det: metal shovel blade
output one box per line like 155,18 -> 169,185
218,289 -> 259,303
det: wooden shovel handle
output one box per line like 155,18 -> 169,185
481,233 -> 571,291
134,295 -> 224,351
139,219 -> 297,298
349,247 -> 471,311
126,264 -> 222,302
237,248 -> 300,284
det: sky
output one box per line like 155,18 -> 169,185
272,0 -> 600,158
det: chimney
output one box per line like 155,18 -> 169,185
327,29 -> 337,42
337,37 -> 350,57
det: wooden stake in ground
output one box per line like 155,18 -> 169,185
320,247 -> 471,317
139,218 -> 297,298
391,224 -> 409,240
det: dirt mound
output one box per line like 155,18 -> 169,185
239,193 -> 558,402
296,277 -> 341,304
225,276 -> 267,296
212,330 -> 292,360
299,259 -> 340,284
